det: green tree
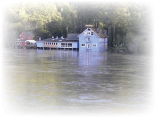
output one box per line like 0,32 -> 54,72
4,1 -> 150,53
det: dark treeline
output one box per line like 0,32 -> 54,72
3,1 -> 151,53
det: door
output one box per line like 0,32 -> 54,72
87,43 -> 90,49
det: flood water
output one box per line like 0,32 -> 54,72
1,49 -> 153,115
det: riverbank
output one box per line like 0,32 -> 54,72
108,46 -> 152,55
108,46 -> 131,54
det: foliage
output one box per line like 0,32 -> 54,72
4,1 -> 150,53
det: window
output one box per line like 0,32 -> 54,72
87,44 -> 90,49
92,43 -> 97,47
81,43 -> 86,47
56,43 -> 57,45
87,31 -> 90,35
87,38 -> 90,42
91,32 -> 93,35
61,43 -> 67,47
68,43 -> 72,47
54,43 -> 55,45
52,42 -> 53,45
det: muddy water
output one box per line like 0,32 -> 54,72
1,49 -> 153,114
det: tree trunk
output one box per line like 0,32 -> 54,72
113,24 -> 115,42
108,25 -> 113,47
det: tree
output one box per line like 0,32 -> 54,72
4,1 -> 150,53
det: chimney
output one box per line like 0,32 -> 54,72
99,30 -> 102,34
39,37 -> 41,41
104,30 -> 107,35
61,36 -> 64,39
97,28 -> 100,33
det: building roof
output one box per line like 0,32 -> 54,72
25,40 -> 36,43
15,39 -> 26,42
38,38 -> 78,43
78,28 -> 108,38
25,31 -> 34,36
66,34 -> 79,40
20,31 -> 34,38
92,28 -> 108,38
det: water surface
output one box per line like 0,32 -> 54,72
2,49 -> 152,114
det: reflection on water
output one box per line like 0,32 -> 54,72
2,49 -> 152,114
79,51 -> 107,66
